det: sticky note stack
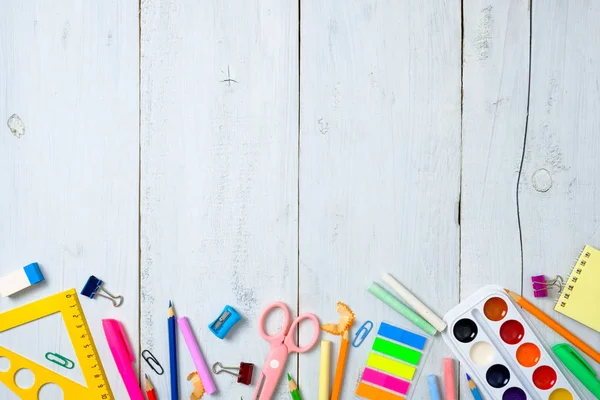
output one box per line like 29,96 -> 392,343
356,322 -> 430,399
0,262 -> 45,297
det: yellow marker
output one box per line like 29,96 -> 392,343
319,340 -> 331,400
0,289 -> 113,399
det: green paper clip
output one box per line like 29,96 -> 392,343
45,352 -> 75,369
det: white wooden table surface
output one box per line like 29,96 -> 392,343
2,1 -> 600,399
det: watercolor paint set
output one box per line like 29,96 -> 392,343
356,321 -> 431,399
442,285 -> 582,400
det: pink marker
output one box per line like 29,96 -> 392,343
178,317 -> 217,394
444,358 -> 457,400
102,319 -> 144,400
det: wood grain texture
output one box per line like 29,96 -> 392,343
520,0 -> 600,374
461,0 -> 530,295
140,1 -> 298,398
299,1 -> 461,398
461,1 -> 530,397
0,1 -> 139,399
3,1 -> 600,399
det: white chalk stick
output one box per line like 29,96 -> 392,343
382,272 -> 447,332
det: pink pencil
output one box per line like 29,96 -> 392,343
444,358 -> 456,400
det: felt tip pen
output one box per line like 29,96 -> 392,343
102,319 -> 144,400
553,343 -> 600,398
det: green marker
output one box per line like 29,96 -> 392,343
553,343 -> 600,399
368,282 -> 437,336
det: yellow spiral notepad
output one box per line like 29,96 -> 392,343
555,245 -> 600,333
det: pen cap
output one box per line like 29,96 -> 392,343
102,319 -> 134,362
553,343 -> 600,398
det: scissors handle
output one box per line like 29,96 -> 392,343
259,301 -> 291,344
284,313 -> 320,353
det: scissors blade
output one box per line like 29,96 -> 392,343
254,373 -> 266,400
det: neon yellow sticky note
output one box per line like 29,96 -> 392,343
367,353 -> 416,381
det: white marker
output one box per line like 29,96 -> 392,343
382,272 -> 447,332
0,262 -> 45,297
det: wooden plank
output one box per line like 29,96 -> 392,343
140,1 -> 298,398
299,1 -> 461,398
521,0 -> 600,372
461,0 -> 530,294
0,1 -> 139,399
461,0 -> 530,396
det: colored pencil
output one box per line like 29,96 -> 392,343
505,289 -> 600,363
331,330 -> 350,400
168,301 -> 179,400
287,373 -> 302,400
145,374 -> 157,400
466,374 -> 483,400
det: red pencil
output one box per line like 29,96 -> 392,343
145,374 -> 157,400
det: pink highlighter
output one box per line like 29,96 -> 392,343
102,319 -> 145,400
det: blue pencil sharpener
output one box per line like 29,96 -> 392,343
209,305 -> 241,339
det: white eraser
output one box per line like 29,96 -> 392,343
0,262 -> 45,297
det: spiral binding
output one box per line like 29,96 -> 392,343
556,247 -> 592,308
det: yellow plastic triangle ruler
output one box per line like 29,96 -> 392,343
0,288 -> 114,399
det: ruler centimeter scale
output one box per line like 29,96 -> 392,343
0,288 -> 114,400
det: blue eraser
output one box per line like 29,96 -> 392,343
209,305 -> 241,339
23,262 -> 44,285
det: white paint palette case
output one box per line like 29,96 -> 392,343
442,285 -> 582,400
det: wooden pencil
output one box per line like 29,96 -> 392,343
168,301 -> 178,400
287,373 -> 302,400
330,330 -> 350,400
505,289 -> 600,363
145,374 -> 157,400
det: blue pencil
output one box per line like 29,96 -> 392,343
168,301 -> 179,400
466,373 -> 483,400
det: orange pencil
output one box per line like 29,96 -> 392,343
145,374 -> 157,400
504,289 -> 600,364
331,330 -> 350,400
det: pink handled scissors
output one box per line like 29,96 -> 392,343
252,302 -> 320,400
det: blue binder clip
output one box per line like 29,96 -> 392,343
209,305 -> 241,339
81,275 -> 124,307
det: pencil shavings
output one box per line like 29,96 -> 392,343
187,371 -> 205,400
321,301 -> 355,335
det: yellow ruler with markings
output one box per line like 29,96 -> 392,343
0,288 -> 113,399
